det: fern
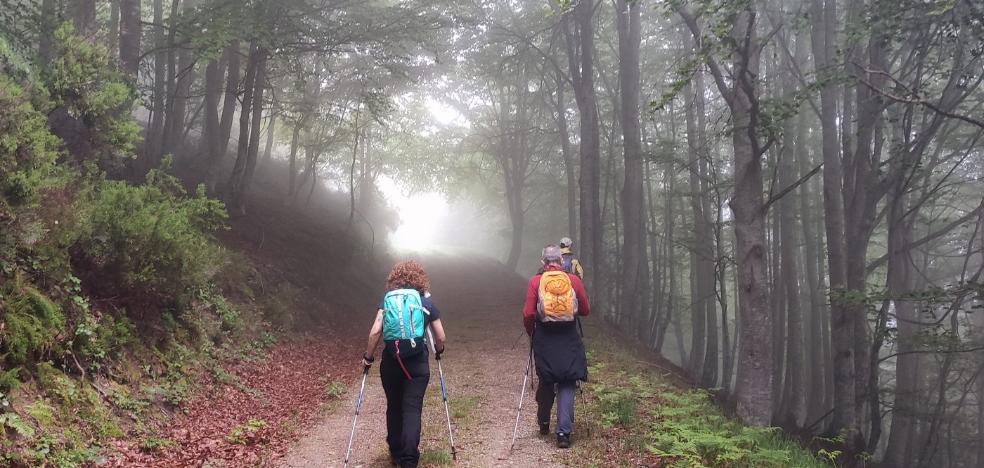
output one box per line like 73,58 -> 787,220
1,284 -> 66,365
645,389 -> 827,467
0,412 -> 35,438
0,367 -> 21,392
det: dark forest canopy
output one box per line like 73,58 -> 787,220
2,0 -> 984,466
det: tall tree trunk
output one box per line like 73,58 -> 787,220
677,6 -> 765,408
163,0 -> 197,159
616,0 -> 647,335
347,108 -> 361,232
39,0 -> 57,66
218,41 -> 241,156
644,148 -> 664,346
798,112 -> 826,427
502,75 -> 531,271
724,6 -> 772,427
158,0 -> 180,161
684,79 -> 707,383
109,0 -> 120,53
769,187 -> 786,414
777,108 -> 805,430
669,194 -> 687,367
845,24 -> 890,448
202,57 -> 222,182
554,70 -> 578,246
717,191 -> 733,393
883,170 -> 918,467
227,44 -> 260,214
686,61 -> 718,388
73,0 -> 97,39
262,104 -> 278,164
237,51 -> 267,215
287,121 -> 301,199
119,0 -> 140,76
147,0 -> 167,166
809,0 -> 858,441
562,1 -> 602,297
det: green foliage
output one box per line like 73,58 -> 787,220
647,391 -> 826,468
449,395 -> 481,425
24,400 -> 57,428
1,283 -> 66,365
226,418 -> 267,445
0,367 -> 22,393
324,381 -> 346,399
109,385 -> 149,413
0,412 -> 35,438
139,436 -> 176,454
36,362 -> 122,439
44,24 -> 140,158
0,32 -> 36,79
21,435 -> 99,467
593,382 -> 638,429
573,337 -> 828,468
81,161 -> 228,304
76,313 -> 136,364
419,449 -> 453,466
0,74 -> 60,206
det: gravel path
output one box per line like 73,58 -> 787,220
277,257 -> 569,467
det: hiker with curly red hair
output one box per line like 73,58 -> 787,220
361,260 -> 446,468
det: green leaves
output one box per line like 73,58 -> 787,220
1,284 -> 66,366
646,391 -> 818,467
0,75 -> 60,207
81,172 -> 228,304
44,24 -> 140,159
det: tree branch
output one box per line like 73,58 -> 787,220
763,163 -> 823,212
867,198 -> 984,273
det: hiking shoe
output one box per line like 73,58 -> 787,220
557,433 -> 571,448
539,422 -> 550,435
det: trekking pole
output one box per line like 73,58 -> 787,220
509,342 -> 534,453
343,364 -> 370,468
427,327 -> 457,460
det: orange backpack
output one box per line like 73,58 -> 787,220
536,270 -> 578,322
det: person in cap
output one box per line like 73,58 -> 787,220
558,237 -> 584,279
521,244 -> 590,448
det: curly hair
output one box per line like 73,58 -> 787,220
386,260 -> 430,293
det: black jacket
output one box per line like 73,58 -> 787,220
532,321 -> 587,384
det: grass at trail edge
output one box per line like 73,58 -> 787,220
559,326 -> 832,468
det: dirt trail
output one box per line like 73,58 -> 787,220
277,256 -> 569,468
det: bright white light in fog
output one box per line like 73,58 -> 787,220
425,96 -> 468,127
379,177 -> 450,251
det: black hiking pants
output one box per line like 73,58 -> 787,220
380,351 -> 430,468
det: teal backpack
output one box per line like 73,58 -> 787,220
382,289 -> 429,358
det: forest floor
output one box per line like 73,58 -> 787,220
278,256 -> 572,468
85,179 -> 827,467
102,252 -> 830,467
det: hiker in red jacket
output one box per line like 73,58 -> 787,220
522,244 -> 590,448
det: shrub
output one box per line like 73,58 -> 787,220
0,75 -> 60,207
1,283 -> 66,365
44,24 -> 139,160
79,162 -> 228,309
75,313 -> 135,364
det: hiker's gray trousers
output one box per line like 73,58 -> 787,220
536,381 -> 577,435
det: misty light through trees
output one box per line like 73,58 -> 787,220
1,0 -> 983,466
